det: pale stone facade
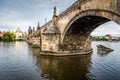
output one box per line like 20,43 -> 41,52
15,28 -> 23,40
41,34 -> 60,52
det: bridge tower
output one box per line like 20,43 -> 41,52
35,22 -> 41,36
28,26 -> 32,35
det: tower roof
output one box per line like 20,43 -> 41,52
15,27 -> 23,33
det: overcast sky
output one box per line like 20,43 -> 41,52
0,0 -> 77,32
0,0 -> 120,36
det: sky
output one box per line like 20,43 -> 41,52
0,0 -> 77,32
91,21 -> 120,37
0,0 -> 120,36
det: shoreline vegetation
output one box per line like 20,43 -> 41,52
91,37 -> 120,42
92,37 -> 108,41
91,34 -> 120,42
0,31 -> 23,42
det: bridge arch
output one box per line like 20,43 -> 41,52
61,9 -> 120,51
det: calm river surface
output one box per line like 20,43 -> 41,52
0,41 -> 120,80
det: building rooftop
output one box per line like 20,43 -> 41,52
15,27 -> 23,33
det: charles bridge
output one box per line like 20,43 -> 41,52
26,0 -> 120,54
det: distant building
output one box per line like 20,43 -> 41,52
15,27 -> 23,40
92,34 -> 120,41
22,32 -> 28,39
35,22 -> 41,36
112,37 -> 120,41
28,26 -> 32,35
104,34 -> 112,41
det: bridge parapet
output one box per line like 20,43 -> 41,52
41,21 -> 52,33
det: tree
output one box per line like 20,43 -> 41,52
2,32 -> 16,42
11,32 -> 16,40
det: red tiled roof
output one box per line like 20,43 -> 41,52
0,31 -> 2,34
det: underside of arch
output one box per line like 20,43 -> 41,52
62,9 -> 120,40
61,15 -> 110,52
60,9 -> 120,52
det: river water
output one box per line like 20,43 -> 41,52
0,41 -> 120,80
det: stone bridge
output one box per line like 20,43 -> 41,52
40,0 -> 120,53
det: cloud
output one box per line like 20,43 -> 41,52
0,8 -> 35,32
91,21 -> 120,36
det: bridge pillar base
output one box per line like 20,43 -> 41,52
40,48 -> 93,56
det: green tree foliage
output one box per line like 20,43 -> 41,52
2,32 -> 16,42
92,37 -> 108,41
11,32 -> 16,40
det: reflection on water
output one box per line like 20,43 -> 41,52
97,51 -> 111,57
0,42 -> 41,80
0,41 -> 120,80
31,47 -> 91,80
38,55 -> 91,80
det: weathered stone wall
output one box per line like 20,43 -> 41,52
84,37 -> 92,51
32,37 -> 40,44
41,21 -> 52,33
81,0 -> 115,11
116,0 -> 120,14
41,34 -> 60,52
26,36 -> 40,47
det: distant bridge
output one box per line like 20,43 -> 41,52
38,0 -> 120,53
